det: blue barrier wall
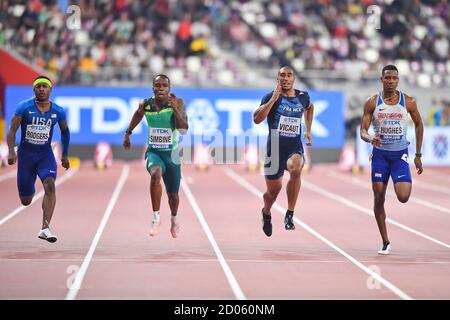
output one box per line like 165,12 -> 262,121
5,86 -> 344,148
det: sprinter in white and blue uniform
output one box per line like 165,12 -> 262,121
7,76 -> 70,243
253,66 -> 314,237
360,65 -> 424,255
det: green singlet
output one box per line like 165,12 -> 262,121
143,97 -> 181,193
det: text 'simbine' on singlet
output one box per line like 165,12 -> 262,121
143,97 -> 178,151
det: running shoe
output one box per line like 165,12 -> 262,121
284,211 -> 295,230
378,242 -> 391,255
170,221 -> 180,238
262,209 -> 272,237
149,218 -> 161,237
38,227 -> 58,243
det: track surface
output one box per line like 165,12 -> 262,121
1,162 -> 449,299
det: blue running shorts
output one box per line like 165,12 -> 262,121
17,147 -> 57,197
371,148 -> 411,184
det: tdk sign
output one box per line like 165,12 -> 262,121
5,86 -> 344,148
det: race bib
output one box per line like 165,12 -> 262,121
380,123 -> 403,141
278,116 -> 301,137
25,124 -> 50,145
149,128 -> 172,149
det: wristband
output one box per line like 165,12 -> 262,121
415,153 -> 422,157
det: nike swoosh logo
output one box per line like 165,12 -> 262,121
50,170 -> 56,173
29,111 -> 35,114
398,175 -> 406,178
379,108 -> 386,111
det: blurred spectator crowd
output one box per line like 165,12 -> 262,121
231,0 -> 450,88
1,0 -> 253,86
0,0 -> 449,88
427,98 -> 450,126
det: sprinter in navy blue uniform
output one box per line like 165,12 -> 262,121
253,67 -> 314,237
7,76 -> 70,243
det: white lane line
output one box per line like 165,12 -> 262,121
65,164 -> 129,300
0,168 -> 79,226
415,180 -> 450,196
181,178 -> 246,300
0,170 -> 16,183
2,258 -> 450,264
328,171 -> 450,217
224,167 -> 413,300
422,170 -> 450,184
308,172 -> 450,250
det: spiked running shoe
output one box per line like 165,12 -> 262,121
149,219 -> 161,237
378,242 -> 391,255
284,212 -> 295,230
262,209 -> 272,237
170,221 -> 180,238
38,228 -> 58,243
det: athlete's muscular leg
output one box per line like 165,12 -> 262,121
42,177 -> 56,229
286,154 -> 304,211
167,192 -> 179,216
20,195 -> 34,206
393,182 -> 411,203
372,182 -> 389,244
149,166 -> 163,211
263,178 -> 282,215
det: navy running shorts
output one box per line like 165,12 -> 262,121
371,147 -> 412,184
264,143 -> 304,180
17,146 -> 57,197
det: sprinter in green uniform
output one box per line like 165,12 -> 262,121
123,74 -> 189,238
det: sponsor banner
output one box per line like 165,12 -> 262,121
356,126 -> 450,166
5,86 -> 344,148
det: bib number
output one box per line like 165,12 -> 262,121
278,116 -> 301,137
149,128 -> 172,149
25,124 -> 50,145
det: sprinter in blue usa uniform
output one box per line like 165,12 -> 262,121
7,76 -> 70,243
253,66 -> 314,237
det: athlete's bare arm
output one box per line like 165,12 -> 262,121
360,95 -> 381,147
405,94 -> 424,174
59,120 -> 70,170
304,103 -> 314,146
253,80 -> 282,124
169,93 -> 189,134
123,101 -> 145,149
7,115 -> 21,165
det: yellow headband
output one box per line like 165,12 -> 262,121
33,78 -> 52,88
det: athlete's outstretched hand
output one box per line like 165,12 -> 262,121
61,155 -> 70,170
8,149 -> 17,165
414,156 -> 423,175
304,131 -> 313,146
123,134 -> 131,150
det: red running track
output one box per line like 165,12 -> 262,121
0,161 -> 449,299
